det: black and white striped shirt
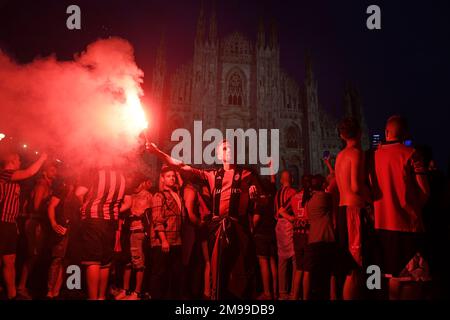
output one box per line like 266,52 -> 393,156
80,168 -> 127,221
186,167 -> 259,218
0,170 -> 20,223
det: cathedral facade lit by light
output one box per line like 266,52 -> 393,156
150,2 -> 367,183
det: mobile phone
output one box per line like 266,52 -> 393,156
322,150 -> 330,160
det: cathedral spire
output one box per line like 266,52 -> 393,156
196,0 -> 206,45
208,0 -> 217,45
155,32 -> 166,72
343,83 -> 369,148
305,50 -> 314,82
343,82 -> 352,115
257,16 -> 265,49
269,18 -> 278,49
343,82 -> 362,119
152,32 -> 166,102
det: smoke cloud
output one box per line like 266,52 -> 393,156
0,37 -> 148,170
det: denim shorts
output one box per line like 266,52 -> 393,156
130,231 -> 146,270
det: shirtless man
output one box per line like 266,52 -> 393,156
335,117 -> 370,300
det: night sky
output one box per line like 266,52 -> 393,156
1,0 -> 449,171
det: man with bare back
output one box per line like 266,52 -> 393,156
334,117 -> 370,300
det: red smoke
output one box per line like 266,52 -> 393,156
0,37 -> 148,169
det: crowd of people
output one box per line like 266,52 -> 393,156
0,115 -> 449,300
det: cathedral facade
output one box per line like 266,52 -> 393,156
150,3 -> 365,184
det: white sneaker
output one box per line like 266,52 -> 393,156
114,289 -> 128,300
123,292 -> 140,300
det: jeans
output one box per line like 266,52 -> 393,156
278,254 -> 296,297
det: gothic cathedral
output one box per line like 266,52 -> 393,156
150,1 -> 367,184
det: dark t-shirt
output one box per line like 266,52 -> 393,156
253,191 -> 276,237
28,178 -> 52,220
52,179 -> 80,227
305,191 -> 335,244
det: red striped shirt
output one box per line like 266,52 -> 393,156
275,186 -> 296,219
80,169 -> 127,221
0,170 -> 20,223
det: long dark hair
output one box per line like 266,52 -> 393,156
301,174 -> 313,207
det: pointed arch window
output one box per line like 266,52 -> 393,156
286,125 -> 301,148
227,72 -> 244,106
